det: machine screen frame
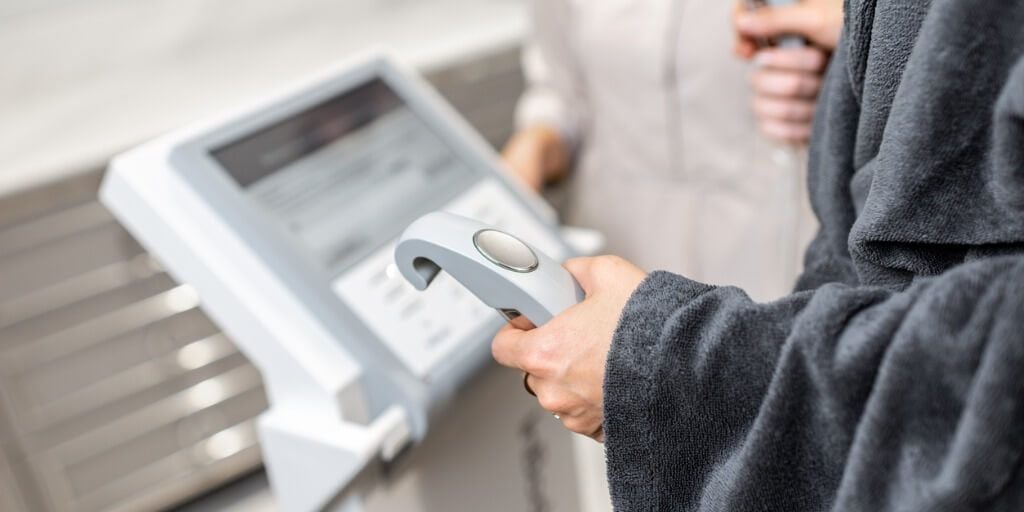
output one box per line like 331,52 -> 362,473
159,54 -> 568,416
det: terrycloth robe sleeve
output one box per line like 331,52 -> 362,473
604,259 -> 1024,511
603,2 -> 1024,509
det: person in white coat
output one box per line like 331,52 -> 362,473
503,0 -> 841,302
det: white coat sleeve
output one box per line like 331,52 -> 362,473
515,0 -> 586,150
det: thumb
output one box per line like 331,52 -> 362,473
735,4 -> 818,40
563,257 -> 600,295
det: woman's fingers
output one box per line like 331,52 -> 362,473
500,124 -> 570,191
755,47 -> 828,72
531,377 -> 579,415
732,1 -> 759,59
735,3 -> 819,40
733,0 -> 843,50
745,44 -> 830,144
491,255 -> 646,441
528,374 -> 603,436
560,414 -> 601,437
753,95 -> 817,122
752,68 -> 822,98
750,59 -> 822,144
491,323 -> 532,371
761,119 -> 814,143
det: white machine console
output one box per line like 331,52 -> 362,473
99,52 -> 575,511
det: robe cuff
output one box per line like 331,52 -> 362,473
603,271 -> 716,505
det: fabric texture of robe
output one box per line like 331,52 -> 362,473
604,1 -> 1024,510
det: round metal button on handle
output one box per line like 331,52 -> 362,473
472,229 -> 538,273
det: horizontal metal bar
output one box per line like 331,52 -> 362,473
33,363 -> 262,464
0,286 -> 204,373
18,334 -> 239,431
61,395 -> 264,498
0,223 -> 144,303
12,350 -> 253,450
0,171 -> 101,230
72,426 -> 261,512
0,202 -> 113,260
0,255 -> 164,331
0,271 -> 177,354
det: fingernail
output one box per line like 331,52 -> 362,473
736,14 -> 754,30
753,52 -> 770,67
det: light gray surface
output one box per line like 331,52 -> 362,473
0,0 -> 526,196
0,47 -> 525,512
173,471 -> 275,512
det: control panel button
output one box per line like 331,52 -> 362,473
472,229 -> 538,273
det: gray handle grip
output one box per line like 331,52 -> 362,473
394,212 -> 584,327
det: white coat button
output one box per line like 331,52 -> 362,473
472,229 -> 538,273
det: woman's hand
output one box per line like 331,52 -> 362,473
732,0 -> 843,144
749,47 -> 829,143
733,0 -> 843,56
491,256 -> 647,442
500,124 -> 570,191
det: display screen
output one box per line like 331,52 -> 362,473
211,78 -> 478,276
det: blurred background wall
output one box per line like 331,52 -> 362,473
0,1 -> 527,510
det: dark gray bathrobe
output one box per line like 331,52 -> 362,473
604,1 -> 1024,510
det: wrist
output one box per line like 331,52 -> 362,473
520,124 -> 570,182
502,124 -> 570,190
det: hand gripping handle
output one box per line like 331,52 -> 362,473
394,212 -> 584,326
